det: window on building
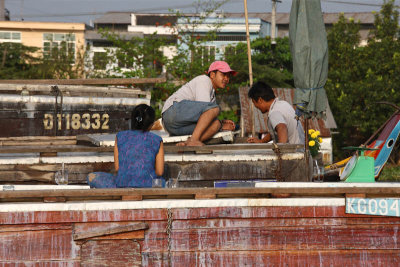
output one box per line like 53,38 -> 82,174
43,33 -> 76,62
0,31 -> 21,43
192,45 -> 215,66
93,52 -> 108,70
223,46 -> 236,57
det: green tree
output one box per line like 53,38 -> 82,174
93,0 -> 228,117
224,37 -> 294,90
0,40 -> 84,80
0,42 -> 40,79
326,0 -> 400,159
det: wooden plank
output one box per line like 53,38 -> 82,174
195,193 -> 216,199
0,223 -> 72,232
81,240 -> 142,267
88,230 -> 145,240
0,140 -> 76,146
165,143 -> 303,153
142,250 -> 400,266
40,152 -> 58,157
156,226 -> 400,251
346,193 -> 366,198
0,77 -> 166,85
0,261 -> 80,266
171,216 -> 400,230
0,170 -> 54,183
0,145 -> 113,154
0,229 -> 75,261
1,187 -> 400,201
74,222 -> 146,240
74,222 -> 148,240
0,209 -> 166,224
43,196 -> 67,203
0,143 -> 302,154
0,162 -> 114,184
0,136 -> 76,141
122,195 -> 143,201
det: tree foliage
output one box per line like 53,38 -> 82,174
224,37 -> 294,90
0,42 -> 40,79
326,0 -> 400,159
0,41 -> 84,79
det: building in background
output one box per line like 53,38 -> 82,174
87,11 -> 375,74
0,21 -> 85,66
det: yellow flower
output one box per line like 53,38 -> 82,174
308,129 -> 315,135
318,137 -> 323,143
311,133 -> 318,139
315,131 -> 320,136
309,140 -> 315,147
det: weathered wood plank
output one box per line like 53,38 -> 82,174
171,217 -> 400,229
0,162 -> 113,184
0,136 -> 76,141
158,226 -> 400,251
165,143 -> 303,153
0,223 -> 72,232
74,222 -> 147,240
0,77 -> 166,85
0,140 -> 76,146
73,222 -> 148,240
0,229 -> 76,261
0,143 -> 302,154
81,240 -> 142,267
0,261 -> 80,266
0,170 -> 54,183
43,196 -> 67,203
1,187 -> 400,201
142,250 -> 400,266
0,145 -> 113,154
0,209 -> 167,224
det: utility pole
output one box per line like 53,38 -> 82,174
0,0 -> 5,21
271,0 -> 281,45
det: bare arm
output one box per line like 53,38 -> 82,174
247,132 -> 272,143
275,123 -> 288,143
155,142 -> 164,176
114,136 -> 119,171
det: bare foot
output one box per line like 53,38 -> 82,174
176,142 -> 186,146
185,138 -> 204,146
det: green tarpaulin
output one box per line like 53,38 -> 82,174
289,0 -> 328,118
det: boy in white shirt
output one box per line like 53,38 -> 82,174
247,81 -> 304,145
162,61 -> 236,146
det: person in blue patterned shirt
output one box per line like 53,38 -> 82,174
87,104 -> 164,188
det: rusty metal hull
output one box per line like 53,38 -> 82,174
0,84 -> 150,137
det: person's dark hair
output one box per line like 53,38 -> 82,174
131,104 -> 155,131
248,81 -> 275,102
207,70 -> 217,77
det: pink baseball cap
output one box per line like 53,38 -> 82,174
208,61 -> 237,76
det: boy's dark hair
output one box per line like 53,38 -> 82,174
248,81 -> 275,102
207,70 -> 217,77
131,104 -> 155,131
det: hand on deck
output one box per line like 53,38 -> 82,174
221,120 -> 235,131
247,137 -> 263,143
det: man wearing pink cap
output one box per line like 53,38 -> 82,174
162,61 -> 237,146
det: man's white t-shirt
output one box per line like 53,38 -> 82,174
162,75 -> 216,114
267,98 -> 305,145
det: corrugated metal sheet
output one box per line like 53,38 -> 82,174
94,12 -> 376,26
239,87 -> 336,137
93,12 -> 132,24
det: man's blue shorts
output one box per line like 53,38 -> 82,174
162,100 -> 219,136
